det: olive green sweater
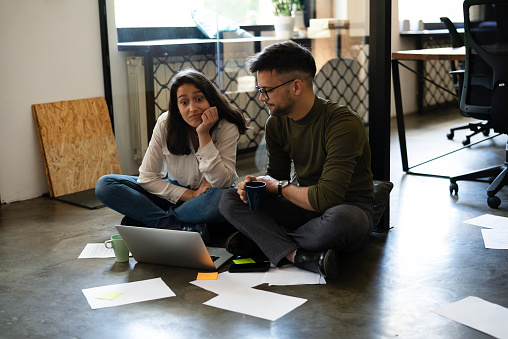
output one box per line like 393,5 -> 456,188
265,96 -> 373,214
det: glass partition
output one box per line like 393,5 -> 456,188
108,0 -> 371,174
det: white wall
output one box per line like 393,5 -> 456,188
0,0 -> 105,203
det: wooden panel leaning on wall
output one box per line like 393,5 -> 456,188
32,97 -> 122,197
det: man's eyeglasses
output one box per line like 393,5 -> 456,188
255,79 -> 295,100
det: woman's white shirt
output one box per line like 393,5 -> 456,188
137,112 -> 240,204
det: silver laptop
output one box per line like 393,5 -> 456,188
115,225 -> 233,271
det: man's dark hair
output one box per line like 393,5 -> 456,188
245,40 -> 316,81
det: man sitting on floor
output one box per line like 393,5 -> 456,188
219,41 -> 374,279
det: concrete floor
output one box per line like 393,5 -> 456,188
1,108 -> 508,338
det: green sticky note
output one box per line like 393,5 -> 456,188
96,291 -> 123,300
233,258 -> 256,264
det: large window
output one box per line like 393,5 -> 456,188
399,0 -> 464,23
114,1 -> 195,27
114,0 -> 276,28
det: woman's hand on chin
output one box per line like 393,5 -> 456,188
196,106 -> 218,135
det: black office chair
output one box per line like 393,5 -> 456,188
440,16 -> 492,145
449,0 -> 508,208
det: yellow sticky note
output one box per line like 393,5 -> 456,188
233,258 -> 256,264
197,272 -> 218,280
96,291 -> 123,300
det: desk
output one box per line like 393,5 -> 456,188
400,29 -> 465,50
392,46 -> 465,61
399,29 -> 466,114
392,47 -> 465,176
118,36 -> 295,53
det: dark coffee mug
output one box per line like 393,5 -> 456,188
245,181 -> 266,211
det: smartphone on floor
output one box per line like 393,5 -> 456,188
228,261 -> 271,273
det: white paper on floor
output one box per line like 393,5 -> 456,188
262,265 -> 326,285
481,229 -> 508,249
190,266 -> 323,320
464,214 -> 508,229
203,287 -> 307,321
464,214 -> 508,250
190,271 -> 266,294
82,277 -> 175,309
78,243 -> 132,259
433,296 -> 508,339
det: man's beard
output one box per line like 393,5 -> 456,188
266,95 -> 295,117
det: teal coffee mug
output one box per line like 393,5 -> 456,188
104,234 -> 129,262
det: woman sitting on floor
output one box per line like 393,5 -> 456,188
95,68 -> 248,240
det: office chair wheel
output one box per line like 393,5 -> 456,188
462,136 -> 471,146
447,131 -> 454,140
482,129 -> 490,137
488,196 -> 501,208
450,182 -> 459,195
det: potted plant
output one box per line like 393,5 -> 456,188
272,0 -> 294,16
272,0 -> 302,39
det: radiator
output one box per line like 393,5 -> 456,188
126,56 -> 148,164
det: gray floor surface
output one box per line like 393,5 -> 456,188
1,107 -> 508,338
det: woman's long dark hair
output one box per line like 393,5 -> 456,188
166,69 -> 248,155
